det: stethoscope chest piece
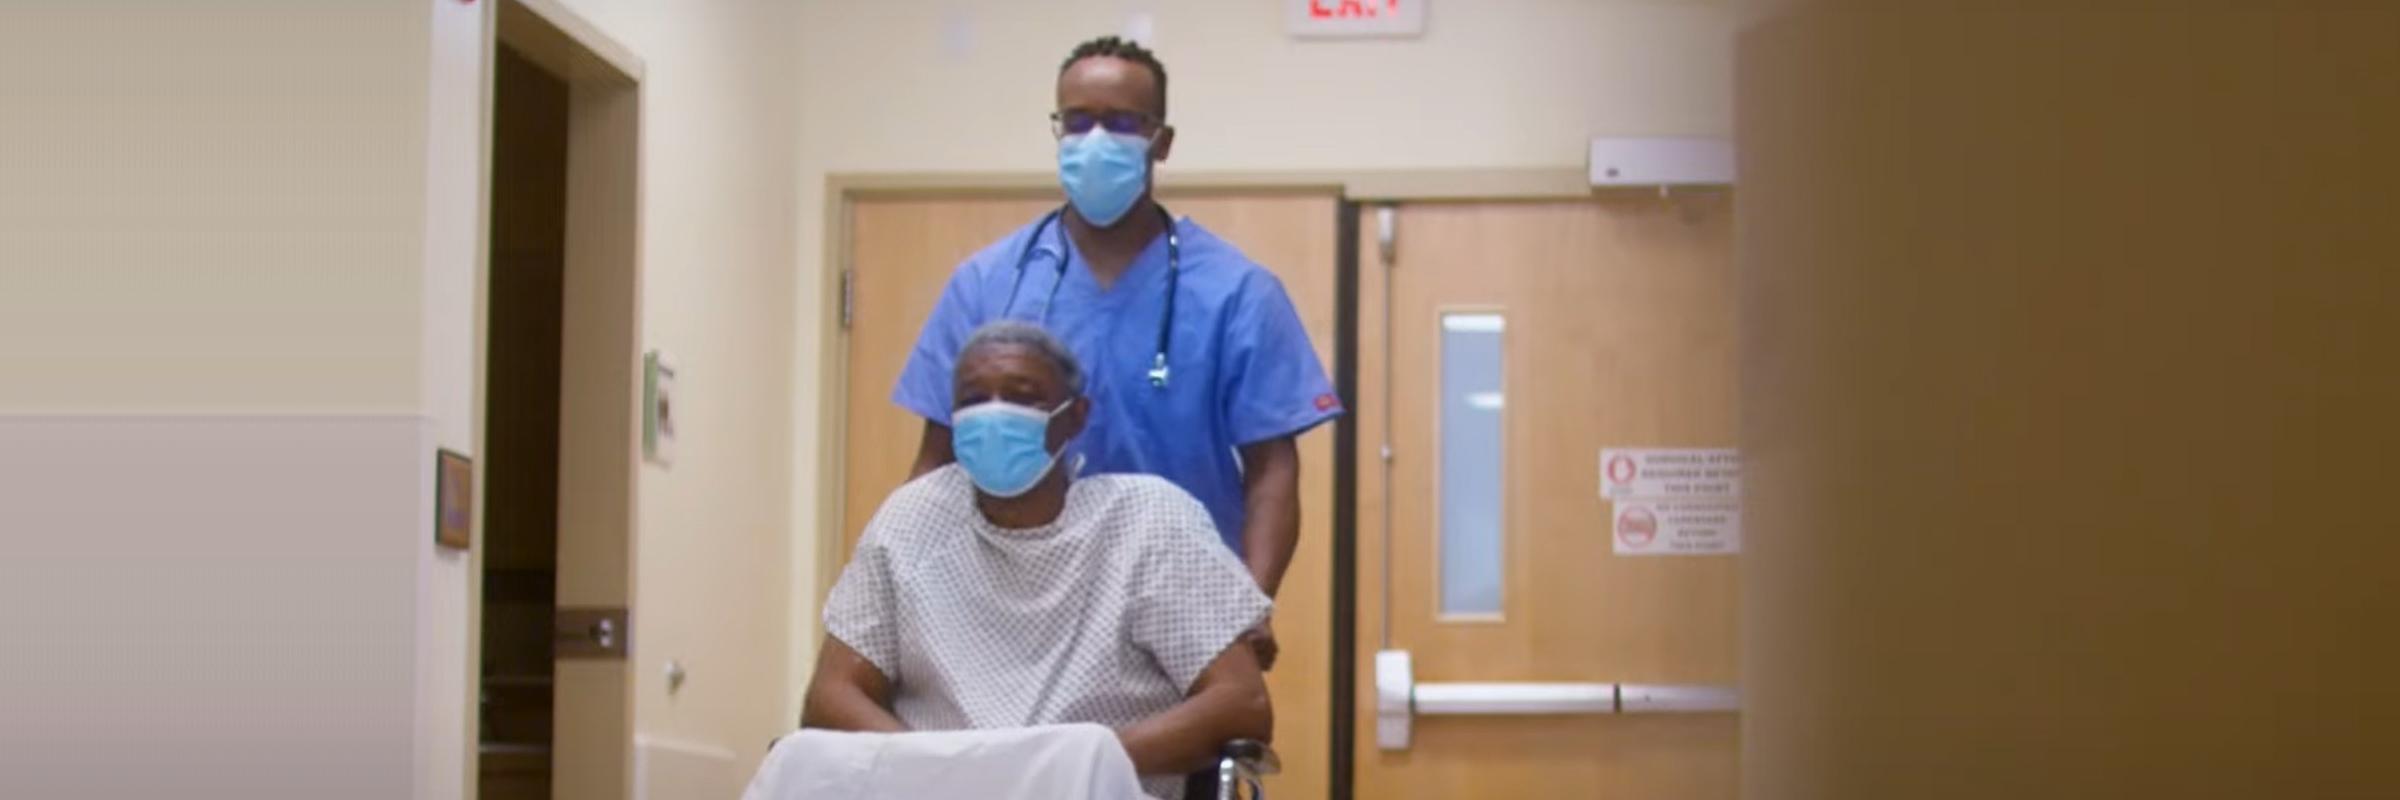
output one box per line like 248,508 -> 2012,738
1147,353 -> 1171,388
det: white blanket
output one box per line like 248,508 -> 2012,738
742,724 -> 1150,800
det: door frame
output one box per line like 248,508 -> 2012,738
806,171 -> 1586,800
477,1 -> 645,798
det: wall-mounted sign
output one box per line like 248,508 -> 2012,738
1288,0 -> 1426,39
1602,447 -> 1741,557
434,450 -> 474,550
1613,499 -> 1741,556
1599,448 -> 1740,500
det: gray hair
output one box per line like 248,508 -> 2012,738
959,320 -> 1085,395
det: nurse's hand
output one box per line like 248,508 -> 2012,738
1243,618 -> 1279,672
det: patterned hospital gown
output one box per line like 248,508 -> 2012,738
824,465 -> 1272,799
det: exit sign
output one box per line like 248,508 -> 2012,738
1288,0 -> 1426,39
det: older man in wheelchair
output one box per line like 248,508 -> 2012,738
782,320 -> 1277,800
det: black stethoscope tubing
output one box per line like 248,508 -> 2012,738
1001,204 -> 1181,388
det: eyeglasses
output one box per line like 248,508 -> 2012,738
1050,108 -> 1161,138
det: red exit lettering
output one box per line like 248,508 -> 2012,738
1310,0 -> 1397,20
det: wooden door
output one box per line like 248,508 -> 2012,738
1353,197 -> 1739,797
840,192 -> 1340,798
533,12 -> 643,797
548,75 -> 641,800
841,195 -> 1057,558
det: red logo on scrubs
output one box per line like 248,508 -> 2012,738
1314,394 -> 1339,412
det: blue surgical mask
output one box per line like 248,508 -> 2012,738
950,398 -> 1074,498
1057,131 -> 1151,227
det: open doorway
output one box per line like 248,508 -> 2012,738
478,1 -> 643,798
477,42 -> 568,800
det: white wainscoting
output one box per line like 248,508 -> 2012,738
0,414 -> 438,800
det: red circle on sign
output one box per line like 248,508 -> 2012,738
1617,506 -> 1658,548
1606,454 -> 1638,486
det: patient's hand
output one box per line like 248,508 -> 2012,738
1242,618 -> 1279,672
1116,642 -> 1273,776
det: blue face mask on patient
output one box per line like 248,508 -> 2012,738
950,398 -> 1074,498
1057,130 -> 1151,227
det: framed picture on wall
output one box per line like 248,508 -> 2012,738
434,449 -> 473,550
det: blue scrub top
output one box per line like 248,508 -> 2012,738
894,212 -> 1343,555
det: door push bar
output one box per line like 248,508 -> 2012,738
1374,650 -> 1740,750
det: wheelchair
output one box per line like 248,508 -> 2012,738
1183,738 -> 1278,800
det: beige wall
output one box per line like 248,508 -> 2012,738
784,0 -> 1738,713
795,0 -> 1731,175
540,0 -> 805,790
1,417 -> 433,800
422,1 -> 487,796
3,0 -> 801,796
0,3 -> 447,797
1737,2 -> 2400,798
0,2 -> 431,413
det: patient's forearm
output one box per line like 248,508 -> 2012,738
800,638 -> 907,733
1116,679 -> 1272,776
801,682 -> 907,733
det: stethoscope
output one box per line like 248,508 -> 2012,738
1001,204 -> 1182,388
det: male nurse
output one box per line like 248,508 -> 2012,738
893,36 -> 1341,669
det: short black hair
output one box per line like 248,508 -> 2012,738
1059,35 -> 1168,119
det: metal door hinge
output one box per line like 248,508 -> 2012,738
839,268 -> 856,330
1375,205 -> 1398,266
